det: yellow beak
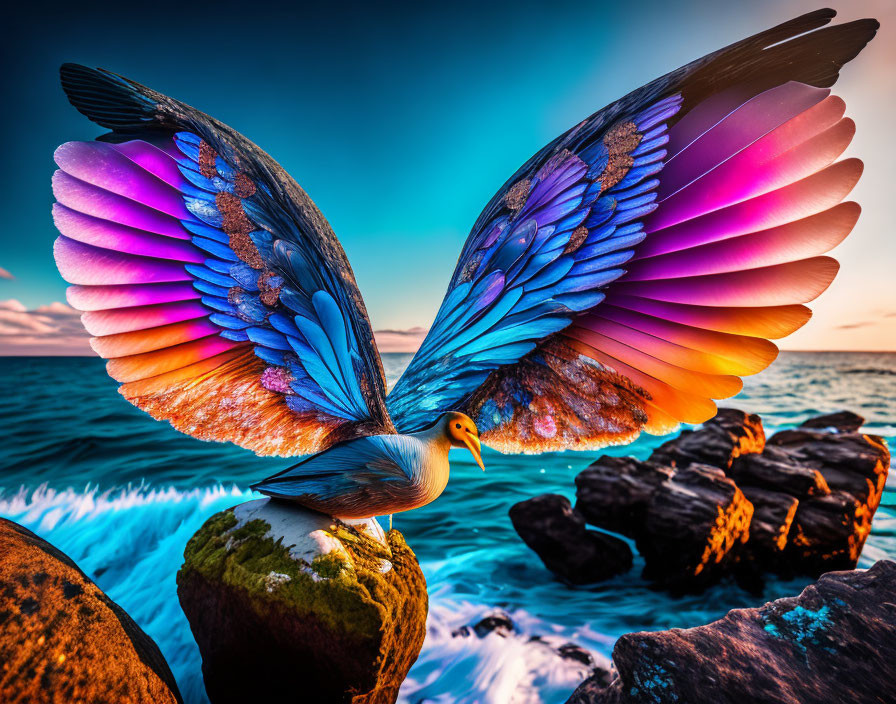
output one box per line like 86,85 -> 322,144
463,433 -> 485,471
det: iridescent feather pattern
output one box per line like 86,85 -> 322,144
50,9 -> 877,468
387,97 -> 682,431
387,11 -> 876,452
52,84 -> 393,455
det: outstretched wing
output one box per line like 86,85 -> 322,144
52,65 -> 393,456
387,10 -> 877,452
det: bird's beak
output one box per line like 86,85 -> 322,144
463,433 -> 485,471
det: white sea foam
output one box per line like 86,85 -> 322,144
1,483 -> 605,704
398,592 -> 608,704
0,482 -> 248,530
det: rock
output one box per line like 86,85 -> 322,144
451,610 -> 516,638
176,499 -> 427,704
739,486 -> 799,557
566,560 -> 896,704
574,457 -> 674,538
799,410 -> 864,432
565,669 -> 616,704
649,408 -> 765,470
0,518 -> 181,704
509,494 -> 633,585
767,428 -> 889,506
556,642 -> 597,667
767,427 -> 889,574
730,447 -> 830,498
639,465 -> 753,588
785,491 -> 874,573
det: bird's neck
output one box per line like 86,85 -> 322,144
409,422 -> 452,453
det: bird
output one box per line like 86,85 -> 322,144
50,9 -> 877,519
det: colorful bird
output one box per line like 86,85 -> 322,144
51,9 -> 877,518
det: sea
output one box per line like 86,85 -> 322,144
1,352 -> 894,704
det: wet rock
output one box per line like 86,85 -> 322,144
0,518 -> 181,704
767,426 -> 889,574
565,668 -> 616,704
730,447 -> 830,498
767,427 -> 889,506
639,465 -> 753,588
739,486 -> 799,557
799,409 -> 864,432
574,457 -> 674,538
509,494 -> 633,585
649,408 -> 765,470
567,560 -> 896,704
177,499 -> 427,704
785,491 -> 874,573
556,642 -> 597,667
451,610 -> 516,638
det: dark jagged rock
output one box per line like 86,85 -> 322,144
536,409 -> 887,591
177,499 -> 427,704
566,560 -> 896,704
730,446 -> 830,498
767,426 -> 889,574
739,486 -> 799,558
451,610 -> 516,639
767,428 -> 889,505
649,408 -> 765,470
556,642 -> 596,667
574,457 -> 674,538
799,410 -> 864,432
785,491 -> 873,573
509,494 -> 633,585
565,669 -> 616,704
640,465 -> 753,588
0,518 -> 181,704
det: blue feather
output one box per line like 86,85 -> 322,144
210,313 -> 252,330
555,290 -> 606,312
254,347 -> 287,366
200,296 -> 236,314
182,219 -> 229,243
247,327 -> 292,350
193,280 -> 230,297
193,237 -> 238,261
184,197 -> 223,228
185,264 -> 235,288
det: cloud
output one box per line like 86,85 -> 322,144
0,299 -> 93,356
0,299 -> 431,357
0,267 -> 13,280
374,326 -> 427,353
836,321 -> 875,330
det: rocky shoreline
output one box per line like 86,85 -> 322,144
566,560 -> 896,704
511,409 -> 890,591
0,408 -> 889,703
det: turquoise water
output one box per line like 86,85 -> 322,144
1,352 -> 894,703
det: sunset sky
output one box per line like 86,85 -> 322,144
2,0 -> 893,354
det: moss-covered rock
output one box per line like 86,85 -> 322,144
176,499 -> 427,704
0,518 -> 181,704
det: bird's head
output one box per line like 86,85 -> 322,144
443,411 -> 484,471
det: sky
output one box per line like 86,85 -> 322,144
1,0 -> 893,354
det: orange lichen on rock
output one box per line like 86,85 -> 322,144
0,518 -> 181,704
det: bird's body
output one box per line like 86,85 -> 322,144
253,413 -> 480,517
48,9 -> 878,519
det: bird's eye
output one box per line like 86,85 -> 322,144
455,423 -> 462,429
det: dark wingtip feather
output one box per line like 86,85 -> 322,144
59,63 -> 157,132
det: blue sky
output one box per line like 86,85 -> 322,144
2,0 -> 893,351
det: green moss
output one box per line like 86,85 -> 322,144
179,508 -> 394,641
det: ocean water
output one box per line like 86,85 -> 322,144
1,352 -> 894,703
